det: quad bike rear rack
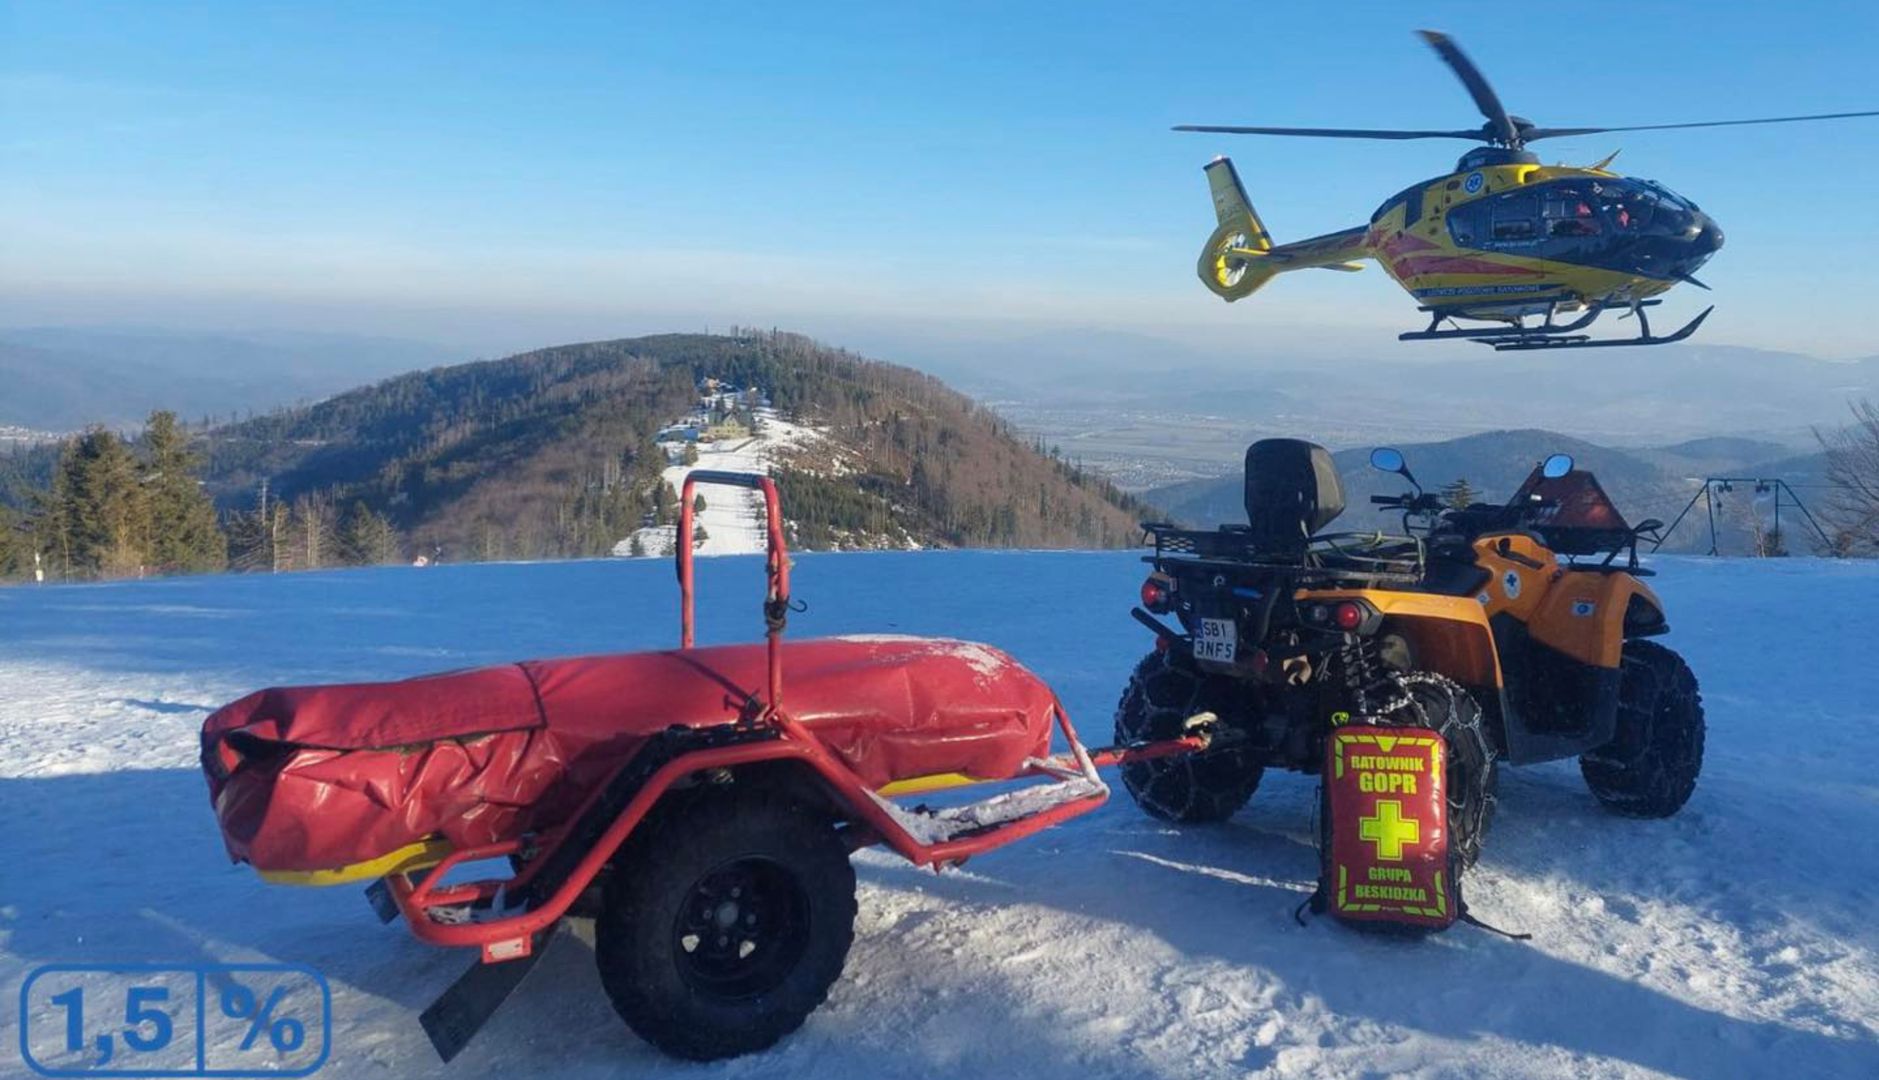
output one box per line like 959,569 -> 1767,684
354,470 -> 1205,1061
1143,522 -> 1426,585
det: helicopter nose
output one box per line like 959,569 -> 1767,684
1693,216 -> 1724,255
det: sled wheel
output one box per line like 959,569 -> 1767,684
1396,672 -> 1497,870
1113,649 -> 1262,823
595,789 -> 857,1061
1580,640 -> 1705,818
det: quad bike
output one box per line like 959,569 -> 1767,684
1116,439 -> 1705,849
201,470 -> 1204,1064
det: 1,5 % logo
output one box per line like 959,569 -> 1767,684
21,963 -> 331,1077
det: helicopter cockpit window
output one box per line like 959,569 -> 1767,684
1541,186 -> 1603,237
1642,180 -> 1698,212
1606,187 -> 1658,230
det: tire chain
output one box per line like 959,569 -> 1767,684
1119,656 -> 1250,822
1350,670 -> 1495,870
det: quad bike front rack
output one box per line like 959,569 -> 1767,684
362,469 -> 1207,1061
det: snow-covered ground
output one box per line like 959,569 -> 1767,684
616,403 -> 829,557
2,553 -> 1876,1078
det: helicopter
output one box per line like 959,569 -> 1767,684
1180,31 -> 1879,350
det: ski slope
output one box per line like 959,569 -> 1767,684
617,405 -> 831,557
1,553 -> 1876,1078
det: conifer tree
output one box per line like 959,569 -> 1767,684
0,503 -> 22,579
340,501 -> 402,565
1441,477 -> 1482,510
44,428 -> 146,578
142,411 -> 226,573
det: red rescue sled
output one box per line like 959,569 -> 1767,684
200,470 -> 1204,1062
204,636 -> 1070,875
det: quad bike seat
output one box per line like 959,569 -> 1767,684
1243,438 -> 1345,554
201,636 -> 1060,874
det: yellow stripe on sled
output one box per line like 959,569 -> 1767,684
258,837 -> 454,887
876,772 -> 983,797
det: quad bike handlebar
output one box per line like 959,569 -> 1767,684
1371,492 -> 1446,514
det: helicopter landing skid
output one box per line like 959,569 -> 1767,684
1398,300 -> 1712,351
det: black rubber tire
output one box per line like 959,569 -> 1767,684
1113,649 -> 1263,823
1398,673 -> 1497,870
594,789 -> 857,1061
1580,640 -> 1705,818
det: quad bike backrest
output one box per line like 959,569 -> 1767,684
1244,438 -> 1345,551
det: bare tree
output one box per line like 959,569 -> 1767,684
1816,400 -> 1879,556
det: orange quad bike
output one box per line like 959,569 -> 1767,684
1118,439 -> 1705,859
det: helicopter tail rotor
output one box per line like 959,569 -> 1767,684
1199,157 -> 1276,300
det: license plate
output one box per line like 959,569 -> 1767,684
1194,617 -> 1237,663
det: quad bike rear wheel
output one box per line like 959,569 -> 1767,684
595,789 -> 856,1060
1113,648 -> 1263,823
1390,671 -> 1497,869
1580,640 -> 1705,818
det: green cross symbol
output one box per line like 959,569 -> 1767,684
1358,799 -> 1420,862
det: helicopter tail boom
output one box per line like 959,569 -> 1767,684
1198,157 -> 1367,301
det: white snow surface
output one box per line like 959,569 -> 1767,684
2,553 -> 1877,1078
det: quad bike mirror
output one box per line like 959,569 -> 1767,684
1370,446 -> 1422,494
1542,453 -> 1575,479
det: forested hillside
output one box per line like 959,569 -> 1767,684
197,331 -> 1147,560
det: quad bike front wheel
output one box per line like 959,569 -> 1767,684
594,788 -> 857,1061
1580,640 -> 1705,818
1113,648 -> 1263,823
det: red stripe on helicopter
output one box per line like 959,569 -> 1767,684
1391,255 -> 1545,278
1376,232 -> 1441,257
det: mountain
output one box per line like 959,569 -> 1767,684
1632,436 -> 1796,477
989,344 -> 1875,483
1142,428 -> 1835,555
0,327 -> 464,431
196,331 -> 1146,559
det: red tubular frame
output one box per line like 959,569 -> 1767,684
381,469 -> 1196,962
677,470 -> 790,710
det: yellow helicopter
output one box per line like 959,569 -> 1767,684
1182,31 -> 1879,350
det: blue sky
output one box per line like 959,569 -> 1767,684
4,2 -> 1878,363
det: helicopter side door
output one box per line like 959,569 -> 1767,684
1446,189 -> 1542,249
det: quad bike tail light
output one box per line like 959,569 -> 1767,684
1303,598 -> 1380,634
1333,601 -> 1364,631
1140,573 -> 1175,614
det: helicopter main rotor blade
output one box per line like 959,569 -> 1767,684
1416,30 -> 1520,146
1173,124 -> 1488,141
1524,110 -> 1879,141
